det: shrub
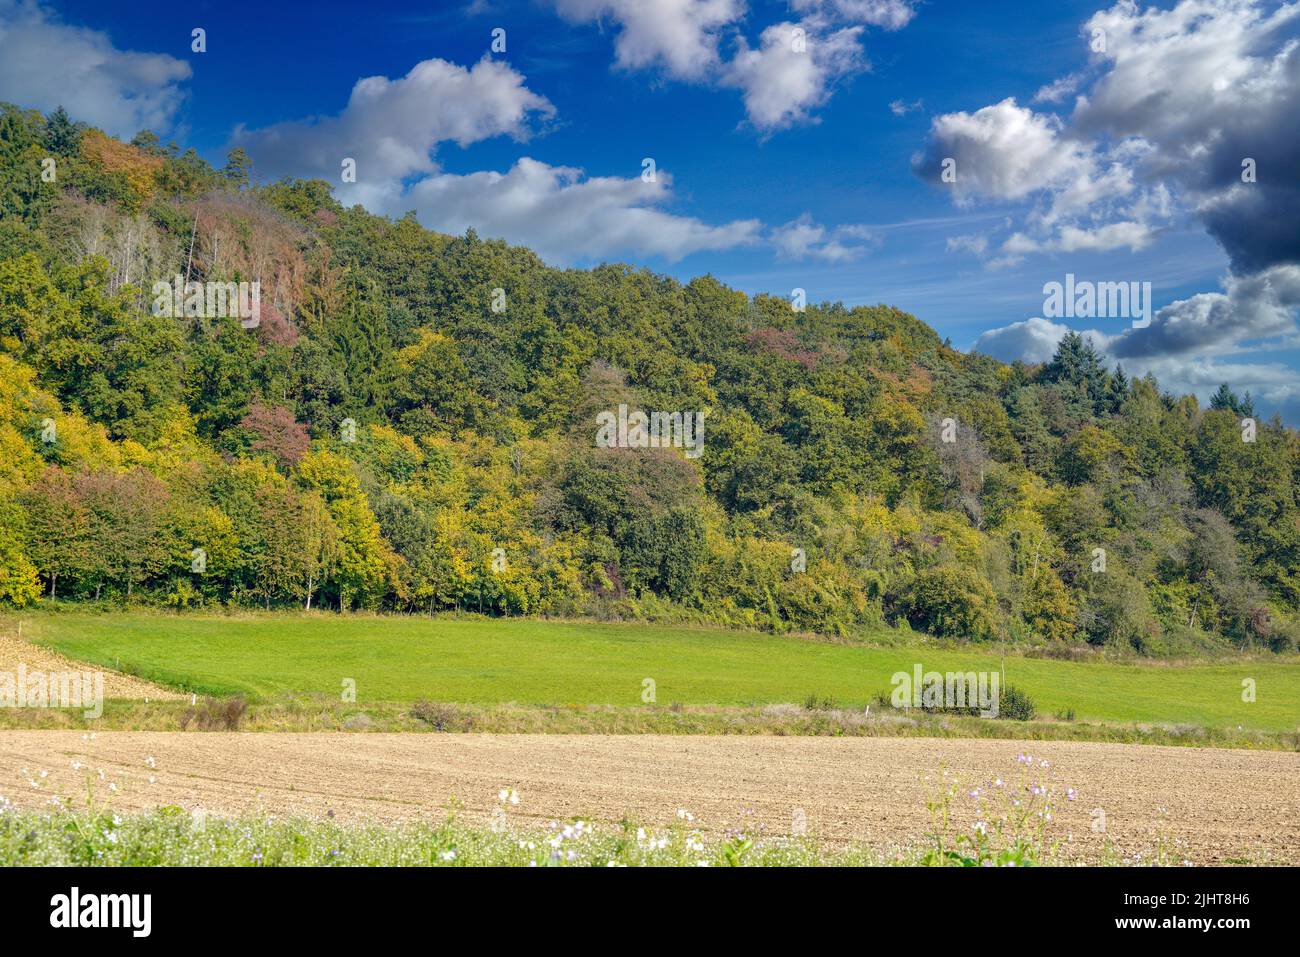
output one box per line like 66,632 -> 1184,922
803,693 -> 835,711
409,699 -> 463,731
180,695 -> 247,731
998,685 -> 1036,721
903,565 -> 999,641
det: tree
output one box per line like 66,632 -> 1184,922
903,564 -> 1000,641
1042,332 -> 1109,417
222,147 -> 251,187
1210,382 -> 1255,418
240,401 -> 310,470
393,328 -> 481,436
43,107 -> 81,157
0,498 -> 40,606
77,469 -> 173,598
298,449 -> 394,610
18,467 -> 91,597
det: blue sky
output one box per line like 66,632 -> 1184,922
3,0 -> 1298,419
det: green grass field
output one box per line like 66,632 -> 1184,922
21,612 -> 1300,731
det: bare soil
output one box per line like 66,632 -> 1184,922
1,732 -> 1296,863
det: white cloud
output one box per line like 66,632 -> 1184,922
723,20 -> 866,131
998,220 -> 1157,257
1110,264 -> 1300,360
917,98 -> 1095,203
973,265 -> 1300,412
954,0 -> 1300,403
916,95 -> 1172,266
403,157 -> 762,264
771,213 -> 876,261
232,56 -> 554,199
0,0 -> 191,137
233,55 -> 758,264
550,0 -> 916,130
945,233 -> 989,256
926,1 -> 1300,274
1070,0 -> 1300,274
792,0 -> 918,30
974,317 -> 1086,364
1136,355 -> 1300,411
551,0 -> 744,79
1032,72 -> 1083,104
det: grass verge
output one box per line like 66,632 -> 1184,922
17,611 -> 1300,732
0,695 -> 1296,750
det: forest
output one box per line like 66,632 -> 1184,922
1,103 -> 1298,657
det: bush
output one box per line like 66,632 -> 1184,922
902,565 -> 999,641
803,693 -> 836,711
998,685 -> 1036,721
179,695 -> 247,730
409,699 -> 466,731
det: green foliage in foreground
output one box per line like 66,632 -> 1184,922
30,613 -> 1300,731
0,805 -> 872,867
0,801 -> 1170,868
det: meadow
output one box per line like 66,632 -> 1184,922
21,612 -> 1300,732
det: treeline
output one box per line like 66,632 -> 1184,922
1,104 -> 1298,655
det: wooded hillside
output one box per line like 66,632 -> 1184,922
2,104 -> 1297,655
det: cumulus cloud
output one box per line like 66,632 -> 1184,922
402,157 -> 762,263
924,0 -> 1300,274
549,0 -> 916,130
917,1 -> 1300,275
974,265 -> 1300,412
915,98 -> 1096,202
232,56 -> 759,264
974,317 -> 1080,364
551,0 -> 744,79
231,56 -> 554,207
723,21 -> 866,131
791,0 -> 918,30
979,264 -> 1300,365
940,0 -> 1300,414
771,213 -> 876,261
978,312 -> 1300,412
1110,264 -> 1300,360
0,0 -> 191,137
1070,0 -> 1300,273
914,96 -> 1169,258
1032,72 -> 1084,104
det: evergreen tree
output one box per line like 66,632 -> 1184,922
222,147 -> 252,187
42,106 -> 81,157
1210,382 -> 1239,412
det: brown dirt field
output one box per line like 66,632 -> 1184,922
0,631 -> 183,701
0,732 -> 1296,863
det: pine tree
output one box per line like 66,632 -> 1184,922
1210,382 -> 1238,412
42,107 -> 81,157
222,147 -> 252,187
